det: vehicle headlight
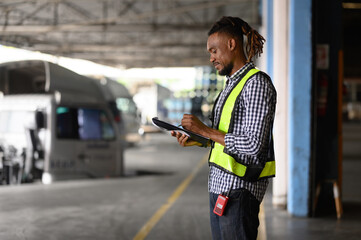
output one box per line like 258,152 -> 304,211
42,172 -> 53,185
138,128 -> 145,136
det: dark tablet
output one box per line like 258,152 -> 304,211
152,117 -> 210,147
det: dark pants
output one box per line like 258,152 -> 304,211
209,189 -> 260,240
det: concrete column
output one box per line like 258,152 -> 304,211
288,0 -> 312,217
272,0 -> 289,208
258,0 -> 268,72
265,0 -> 273,79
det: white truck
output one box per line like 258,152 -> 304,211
95,78 -> 143,146
0,60 -> 124,184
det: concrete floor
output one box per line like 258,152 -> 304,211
0,133 -> 211,240
263,122 -> 361,240
263,161 -> 361,240
0,126 -> 361,240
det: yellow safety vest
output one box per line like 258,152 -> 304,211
209,68 -> 275,181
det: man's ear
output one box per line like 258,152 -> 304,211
228,38 -> 236,51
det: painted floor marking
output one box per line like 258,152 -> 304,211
133,154 -> 208,240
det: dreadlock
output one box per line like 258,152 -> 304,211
208,16 -> 265,63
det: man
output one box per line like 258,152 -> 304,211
172,16 -> 276,240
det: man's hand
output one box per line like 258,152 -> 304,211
182,114 -> 226,147
181,114 -> 208,136
170,131 -> 202,147
172,114 -> 226,147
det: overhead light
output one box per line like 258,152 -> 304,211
342,3 -> 361,9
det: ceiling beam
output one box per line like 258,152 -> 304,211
15,2 -> 50,25
54,49 -> 207,59
28,42 -> 206,52
61,1 -> 97,20
98,0 -> 249,25
1,23 -> 211,34
69,55 -> 209,67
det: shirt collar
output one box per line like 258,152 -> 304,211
226,62 -> 255,83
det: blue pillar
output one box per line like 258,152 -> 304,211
288,0 -> 312,216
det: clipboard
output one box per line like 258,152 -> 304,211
152,117 -> 210,147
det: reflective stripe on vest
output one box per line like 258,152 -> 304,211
209,68 -> 275,181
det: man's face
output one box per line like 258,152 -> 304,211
207,32 -> 233,76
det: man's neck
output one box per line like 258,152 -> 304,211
228,62 -> 253,79
229,57 -> 247,76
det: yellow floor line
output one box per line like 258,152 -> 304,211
133,154 -> 208,240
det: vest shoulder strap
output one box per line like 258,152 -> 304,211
218,68 -> 260,133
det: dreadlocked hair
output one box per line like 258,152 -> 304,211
208,16 -> 265,63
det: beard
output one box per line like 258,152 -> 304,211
218,62 -> 233,76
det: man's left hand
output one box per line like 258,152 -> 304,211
181,114 -> 208,136
181,114 -> 226,147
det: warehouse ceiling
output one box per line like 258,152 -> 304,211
0,0 -> 260,68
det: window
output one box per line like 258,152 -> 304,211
56,107 -> 115,140
116,98 -> 137,115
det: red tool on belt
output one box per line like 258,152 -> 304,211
213,194 -> 229,216
213,176 -> 235,216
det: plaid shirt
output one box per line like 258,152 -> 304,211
208,62 -> 277,202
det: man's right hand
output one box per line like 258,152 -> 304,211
171,131 -> 202,147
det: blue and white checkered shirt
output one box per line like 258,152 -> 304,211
208,62 -> 277,202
